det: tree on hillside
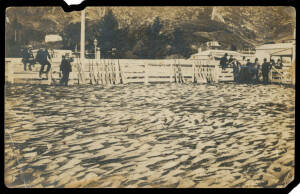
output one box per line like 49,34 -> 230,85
170,28 -> 192,58
91,9 -> 123,58
133,17 -> 168,59
6,18 -> 26,57
10,18 -> 22,43
61,22 -> 81,51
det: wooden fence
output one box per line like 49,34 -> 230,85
6,58 -> 233,85
269,65 -> 293,85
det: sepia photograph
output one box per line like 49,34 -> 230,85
4,6 -> 296,188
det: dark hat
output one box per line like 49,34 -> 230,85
224,53 -> 228,56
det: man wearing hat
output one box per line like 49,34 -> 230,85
59,53 -> 73,86
220,53 -> 228,70
262,58 -> 272,84
253,58 -> 261,83
275,59 -> 283,69
36,45 -> 52,79
21,45 -> 34,71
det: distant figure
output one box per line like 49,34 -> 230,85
246,59 -> 251,67
21,45 -> 35,71
240,56 -> 247,66
270,59 -> 276,67
233,59 -> 241,82
220,53 -> 228,70
253,58 -> 260,83
228,55 -> 234,67
275,59 -> 283,69
36,46 -> 52,79
262,58 -> 272,84
177,64 -> 184,83
240,59 -> 253,83
60,53 -> 73,86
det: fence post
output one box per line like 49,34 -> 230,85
192,62 -> 195,83
47,67 -> 52,85
104,59 -> 108,85
80,58 -> 86,84
101,60 -> 105,85
145,63 -> 149,85
121,63 -> 127,84
88,60 -> 92,84
115,60 -> 120,84
214,63 -> 219,83
170,64 -> 173,82
7,61 -> 14,83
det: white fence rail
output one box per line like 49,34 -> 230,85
7,58 -> 294,85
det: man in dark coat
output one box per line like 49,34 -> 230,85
253,58 -> 260,83
21,45 -> 35,71
240,59 -> 252,83
261,58 -> 272,84
36,46 -> 52,79
60,53 -> 73,86
220,53 -> 228,70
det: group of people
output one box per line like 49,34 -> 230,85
219,53 -> 283,84
21,45 -> 52,78
21,45 -> 73,86
220,53 -> 237,70
21,46 -> 285,86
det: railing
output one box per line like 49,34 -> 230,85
269,66 -> 292,84
4,58 -> 239,85
47,58 -> 224,85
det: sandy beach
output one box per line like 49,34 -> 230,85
4,83 -> 295,188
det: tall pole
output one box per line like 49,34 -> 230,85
80,9 -> 85,59
94,39 -> 97,59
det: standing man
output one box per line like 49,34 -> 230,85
253,58 -> 260,83
220,53 -> 228,70
36,45 -> 52,79
240,56 -> 247,67
241,59 -> 252,82
233,59 -> 241,82
261,58 -> 272,84
21,45 -> 35,71
59,53 -> 73,86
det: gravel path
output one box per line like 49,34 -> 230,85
4,83 -> 295,188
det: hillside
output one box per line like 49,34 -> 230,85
5,6 -> 295,56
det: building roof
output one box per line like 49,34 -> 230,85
270,48 -> 293,56
191,50 -> 241,57
256,43 -> 293,50
189,49 -> 244,60
45,34 -> 63,43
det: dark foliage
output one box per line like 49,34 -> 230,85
5,18 -> 44,57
